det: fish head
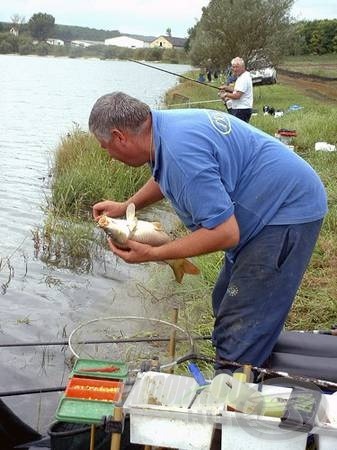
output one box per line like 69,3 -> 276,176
98,215 -> 129,246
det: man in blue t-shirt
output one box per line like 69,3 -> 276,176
89,92 -> 327,369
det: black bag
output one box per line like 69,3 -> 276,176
48,417 -> 142,450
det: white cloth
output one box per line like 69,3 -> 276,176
232,71 -> 253,109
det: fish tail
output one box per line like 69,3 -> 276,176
167,259 -> 200,283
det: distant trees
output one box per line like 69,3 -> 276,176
188,0 -> 294,69
288,19 -> 337,55
28,12 -> 55,41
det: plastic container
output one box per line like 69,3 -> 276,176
71,358 -> 128,380
123,372 -> 226,450
56,398 -> 116,424
65,377 -> 123,402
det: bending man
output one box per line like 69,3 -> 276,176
89,91 -> 327,368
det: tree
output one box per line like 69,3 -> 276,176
11,13 -> 25,33
166,27 -> 172,37
188,0 -> 294,69
28,12 -> 55,41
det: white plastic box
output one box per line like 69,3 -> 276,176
123,371 -> 224,450
123,372 -> 312,450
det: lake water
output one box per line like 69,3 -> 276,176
0,54 -> 192,433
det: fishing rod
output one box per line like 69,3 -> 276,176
3,349 -> 337,397
128,59 -> 221,91
177,353 -> 337,391
0,335 -> 212,348
2,327 -> 336,349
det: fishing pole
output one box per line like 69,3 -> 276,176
0,379 -> 136,398
128,59 -> 221,91
2,327 -> 336,349
176,353 -> 337,391
0,335 -> 212,348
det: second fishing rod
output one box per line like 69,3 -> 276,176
129,58 -> 229,112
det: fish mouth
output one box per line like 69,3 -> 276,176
98,215 -> 109,228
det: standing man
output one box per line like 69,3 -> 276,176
219,57 -> 253,122
89,92 -> 327,369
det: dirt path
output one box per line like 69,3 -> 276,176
278,73 -> 337,105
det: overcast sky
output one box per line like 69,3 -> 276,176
1,0 -> 336,37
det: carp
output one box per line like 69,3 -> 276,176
97,203 -> 200,283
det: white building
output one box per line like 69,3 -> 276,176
46,38 -> 64,46
71,40 -> 102,48
104,36 -> 148,48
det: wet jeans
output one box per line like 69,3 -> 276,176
212,220 -> 323,368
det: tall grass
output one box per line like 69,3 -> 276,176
51,126 -> 151,218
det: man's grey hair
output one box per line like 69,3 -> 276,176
88,92 -> 151,141
231,57 -> 245,68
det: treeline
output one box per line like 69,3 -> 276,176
0,31 -> 188,63
289,19 -> 337,55
0,21 -> 120,42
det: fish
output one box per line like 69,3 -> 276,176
97,203 -> 200,283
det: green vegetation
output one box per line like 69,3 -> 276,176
187,0 -> 294,68
280,54 -> 337,78
33,128 -> 152,273
28,12 -> 55,41
288,19 -> 337,56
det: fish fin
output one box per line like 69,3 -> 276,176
152,221 -> 164,231
126,203 -> 138,232
166,259 -> 200,283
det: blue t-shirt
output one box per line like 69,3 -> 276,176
151,109 -> 327,258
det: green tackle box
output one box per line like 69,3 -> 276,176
56,397 -> 117,425
71,358 -> 128,380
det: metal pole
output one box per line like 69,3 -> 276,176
90,424 -> 96,450
168,307 -> 179,374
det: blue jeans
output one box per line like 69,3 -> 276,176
212,220 -> 323,368
231,108 -> 252,122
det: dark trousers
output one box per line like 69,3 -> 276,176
212,220 -> 323,368
231,108 -> 252,123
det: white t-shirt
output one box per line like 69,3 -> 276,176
232,71 -> 253,109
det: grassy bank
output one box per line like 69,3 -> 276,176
44,76 -> 337,358
280,54 -> 337,79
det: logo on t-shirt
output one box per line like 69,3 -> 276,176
207,111 -> 231,135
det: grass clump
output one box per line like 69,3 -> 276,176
40,127 -> 151,271
51,127 -> 151,218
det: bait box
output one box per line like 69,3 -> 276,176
71,358 -> 128,380
65,377 -> 123,402
56,397 -> 116,425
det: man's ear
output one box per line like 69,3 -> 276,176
111,128 -> 127,144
